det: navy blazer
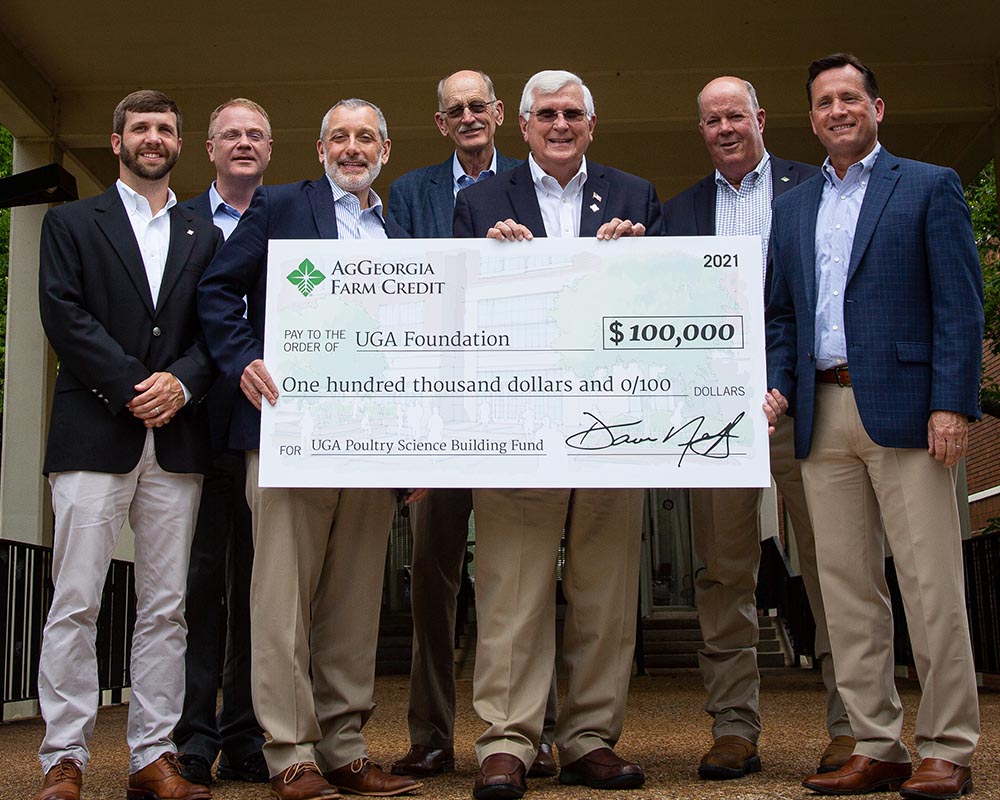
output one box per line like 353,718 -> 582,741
766,148 -> 984,458
388,151 -> 522,238
198,177 -> 407,451
181,187 -> 242,454
661,156 -> 818,305
39,185 -> 221,474
452,160 -> 662,238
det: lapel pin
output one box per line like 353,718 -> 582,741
186,229 -> 194,236
593,192 -> 602,201
780,176 -> 790,183
590,203 -> 600,213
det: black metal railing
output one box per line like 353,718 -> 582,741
2,539 -> 135,708
758,530 -> 1000,678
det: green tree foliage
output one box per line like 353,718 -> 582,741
966,163 -> 1000,417
0,126 -> 11,412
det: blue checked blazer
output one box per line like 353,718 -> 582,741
766,148 -> 983,458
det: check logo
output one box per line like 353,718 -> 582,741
287,259 -> 326,297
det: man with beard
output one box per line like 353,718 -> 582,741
198,98 -> 423,800
386,70 -> 559,782
175,98 -> 273,787
34,90 -> 220,800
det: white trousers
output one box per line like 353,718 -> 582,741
38,431 -> 202,774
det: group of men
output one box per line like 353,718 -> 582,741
31,53 -> 981,800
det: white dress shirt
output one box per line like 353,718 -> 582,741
528,153 -> 588,238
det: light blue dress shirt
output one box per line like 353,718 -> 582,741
326,175 -> 388,240
814,143 -> 882,370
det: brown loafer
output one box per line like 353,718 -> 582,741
391,745 -> 455,777
35,758 -> 82,800
900,759 -> 973,799
474,753 -> 526,800
802,754 -> 912,795
325,758 -> 421,796
269,762 -> 340,800
526,744 -> 557,779
127,753 -> 212,799
698,736 -> 761,780
559,747 -> 645,790
818,736 -> 857,774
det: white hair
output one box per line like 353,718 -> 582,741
519,70 -> 595,118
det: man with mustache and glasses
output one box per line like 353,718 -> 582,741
174,98 -> 273,788
198,99 -> 422,800
34,90 -> 221,800
454,69 -> 661,800
387,70 -> 559,783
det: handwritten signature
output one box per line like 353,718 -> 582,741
564,411 -> 746,466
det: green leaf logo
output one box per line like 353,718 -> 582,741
287,259 -> 326,297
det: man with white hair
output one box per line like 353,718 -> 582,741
199,98 -> 422,800
455,69 -> 661,800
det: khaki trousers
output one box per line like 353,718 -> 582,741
691,415 -> 849,742
801,386 -> 979,764
245,451 -> 396,776
471,488 -> 642,768
408,489 -> 558,749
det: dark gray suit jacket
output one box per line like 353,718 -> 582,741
452,160 -> 662,238
661,155 -> 817,305
388,151 -> 521,237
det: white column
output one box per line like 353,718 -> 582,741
0,139 -> 58,546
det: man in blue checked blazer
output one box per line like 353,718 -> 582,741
765,53 -> 982,800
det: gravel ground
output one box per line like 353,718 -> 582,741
2,669 -> 997,800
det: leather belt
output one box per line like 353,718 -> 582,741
817,366 -> 851,387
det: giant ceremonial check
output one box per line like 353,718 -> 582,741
259,236 -> 770,488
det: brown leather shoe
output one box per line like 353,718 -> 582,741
35,759 -> 82,800
802,754 -> 912,795
269,762 -> 340,800
474,753 -> 526,800
526,743 -> 557,779
390,745 -> 455,777
559,747 -> 645,790
127,753 -> 212,799
698,736 -> 761,780
325,758 -> 421,796
818,736 -> 857,774
900,759 -> 973,799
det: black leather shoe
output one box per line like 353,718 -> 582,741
177,753 -> 213,786
217,751 -> 269,782
391,745 -> 455,777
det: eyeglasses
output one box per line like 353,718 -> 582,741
525,108 -> 589,124
439,100 -> 497,120
215,128 -> 269,143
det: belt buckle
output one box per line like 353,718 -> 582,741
833,365 -> 849,387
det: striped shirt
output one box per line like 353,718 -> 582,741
326,175 -> 388,240
714,151 -> 773,294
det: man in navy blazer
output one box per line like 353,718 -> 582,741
766,54 -> 981,799
388,69 -> 520,238
454,70 -> 659,800
174,98 -> 273,788
35,90 -> 218,800
663,77 -> 851,781
386,70 -> 564,782
198,99 -> 420,800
